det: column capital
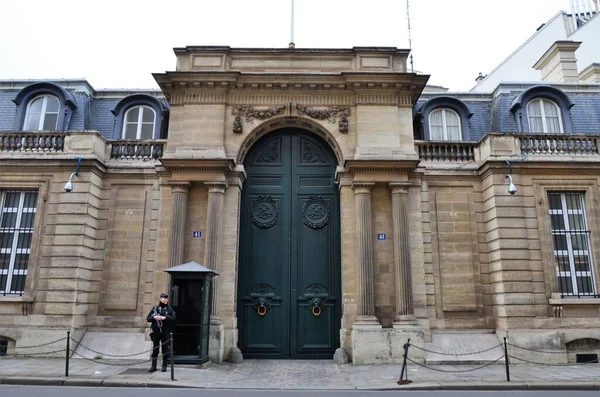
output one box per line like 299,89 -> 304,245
169,182 -> 191,194
389,182 -> 411,196
205,181 -> 228,194
352,182 -> 375,195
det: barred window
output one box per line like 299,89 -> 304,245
548,192 -> 597,297
0,191 -> 38,295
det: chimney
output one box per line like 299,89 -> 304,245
533,40 -> 582,83
579,63 -> 600,83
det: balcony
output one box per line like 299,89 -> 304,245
0,131 -> 166,166
415,133 -> 600,166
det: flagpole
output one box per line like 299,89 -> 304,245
290,0 -> 295,48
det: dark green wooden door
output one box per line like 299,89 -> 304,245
238,128 -> 341,359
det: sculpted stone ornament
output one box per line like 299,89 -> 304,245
232,105 -> 286,133
296,104 -> 351,133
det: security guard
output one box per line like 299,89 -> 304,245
147,292 -> 176,372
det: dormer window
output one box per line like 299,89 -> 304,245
123,105 -> 156,139
111,95 -> 168,140
527,98 -> 563,133
510,86 -> 574,134
12,82 -> 77,131
24,95 -> 60,131
414,96 -> 473,141
429,108 -> 461,141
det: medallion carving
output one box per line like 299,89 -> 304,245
302,140 -> 327,164
296,104 -> 350,133
303,196 -> 330,229
232,105 -> 286,133
252,196 -> 278,229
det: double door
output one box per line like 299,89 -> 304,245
238,129 -> 341,358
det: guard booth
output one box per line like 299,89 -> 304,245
164,261 -> 217,365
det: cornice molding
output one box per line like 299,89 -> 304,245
154,71 -> 429,104
345,160 -> 421,173
160,158 -> 235,174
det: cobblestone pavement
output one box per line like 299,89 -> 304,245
0,358 -> 598,389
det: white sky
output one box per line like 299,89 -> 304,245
0,0 -> 570,91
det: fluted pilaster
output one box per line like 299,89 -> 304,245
390,183 -> 417,326
205,182 -> 228,323
168,183 -> 190,269
352,182 -> 380,326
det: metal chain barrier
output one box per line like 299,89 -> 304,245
508,354 -> 599,366
410,343 -> 502,356
11,337 -> 67,349
4,348 -> 66,358
70,337 -> 164,358
406,355 -> 505,373
71,350 -> 154,367
507,342 -> 595,355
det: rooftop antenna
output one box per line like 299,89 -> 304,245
289,0 -> 295,48
406,0 -> 414,72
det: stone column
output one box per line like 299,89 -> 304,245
352,183 -> 380,327
390,183 -> 417,326
168,183 -> 190,269
204,182 -> 228,324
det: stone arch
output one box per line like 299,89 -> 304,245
236,116 -> 344,165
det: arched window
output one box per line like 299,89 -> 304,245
429,108 -> 462,140
111,94 -> 168,140
122,105 -> 156,139
526,98 -> 563,133
510,86 -> 574,134
23,95 -> 60,131
414,96 -> 473,141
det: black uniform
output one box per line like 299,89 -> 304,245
146,302 -> 176,370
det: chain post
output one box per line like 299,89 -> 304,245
65,331 -> 70,377
170,332 -> 174,381
503,337 -> 510,382
397,338 -> 413,385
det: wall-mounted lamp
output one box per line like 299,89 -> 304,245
64,157 -> 82,193
505,159 -> 517,195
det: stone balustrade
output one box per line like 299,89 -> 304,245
415,140 -> 477,162
519,134 -> 599,156
0,132 -> 67,152
417,133 -> 600,165
0,131 -> 166,162
108,140 -> 166,160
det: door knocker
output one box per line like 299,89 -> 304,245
257,305 -> 267,316
255,297 -> 270,316
310,298 -> 323,317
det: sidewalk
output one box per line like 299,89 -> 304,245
0,358 -> 599,390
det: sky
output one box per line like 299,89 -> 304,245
0,0 -> 571,91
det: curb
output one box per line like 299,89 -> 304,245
0,376 -> 599,390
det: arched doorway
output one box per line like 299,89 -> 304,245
237,128 -> 341,359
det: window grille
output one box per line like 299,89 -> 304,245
548,192 -> 597,297
0,191 -> 38,295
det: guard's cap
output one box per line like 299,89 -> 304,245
160,293 -> 168,299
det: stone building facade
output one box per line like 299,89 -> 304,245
0,45 -> 599,364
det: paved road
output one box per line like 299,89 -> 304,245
0,387 -> 599,397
